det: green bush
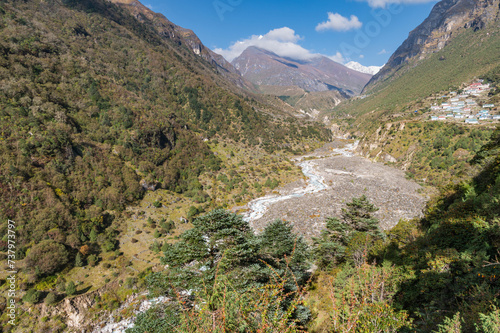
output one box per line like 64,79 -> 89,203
44,292 -> 58,306
23,289 -> 42,304
66,281 -> 76,296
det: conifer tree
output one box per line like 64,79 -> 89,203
89,227 -> 98,242
66,281 -> 76,296
313,196 -> 384,269
159,209 -> 258,291
75,252 -> 84,267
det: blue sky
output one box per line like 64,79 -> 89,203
143,0 -> 439,67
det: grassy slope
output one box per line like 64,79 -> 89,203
333,25 -> 500,131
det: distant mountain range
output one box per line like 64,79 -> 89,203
111,1 -> 376,113
345,61 -> 382,75
232,46 -> 372,97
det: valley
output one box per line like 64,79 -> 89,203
1,0 -> 500,331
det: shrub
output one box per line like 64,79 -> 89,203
75,252 -> 84,267
45,292 -> 58,306
25,240 -> 69,276
23,289 -> 42,304
66,281 -> 76,296
87,254 -> 98,267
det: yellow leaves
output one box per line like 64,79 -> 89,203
54,188 -> 65,197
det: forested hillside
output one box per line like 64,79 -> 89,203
0,0 -> 329,280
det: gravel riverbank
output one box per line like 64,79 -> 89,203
244,141 -> 427,238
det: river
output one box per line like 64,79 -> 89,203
242,141 -> 358,222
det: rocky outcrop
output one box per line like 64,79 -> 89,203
364,0 -> 500,92
36,289 -> 104,332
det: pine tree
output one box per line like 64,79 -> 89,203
259,219 -> 309,286
45,292 -> 58,305
89,227 -> 98,242
313,196 -> 384,269
159,209 -> 257,291
342,195 -> 382,237
75,252 -> 84,267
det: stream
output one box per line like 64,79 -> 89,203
242,141 -> 358,222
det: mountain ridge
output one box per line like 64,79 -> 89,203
364,0 -> 500,93
108,0 -> 255,91
232,46 -> 372,97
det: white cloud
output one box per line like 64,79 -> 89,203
359,54 -> 365,59
145,4 -> 153,10
316,13 -> 363,32
357,0 -> 437,9
328,52 -> 345,64
214,27 -> 318,62
378,49 -> 388,54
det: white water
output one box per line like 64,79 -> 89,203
242,141 -> 358,222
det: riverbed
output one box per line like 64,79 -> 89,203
243,140 -> 426,237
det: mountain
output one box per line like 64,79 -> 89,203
345,61 -> 382,75
332,0 -> 500,125
365,0 -> 500,92
108,0 -> 254,91
232,46 -> 372,96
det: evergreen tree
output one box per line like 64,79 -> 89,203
342,195 -> 382,237
313,196 -> 384,269
259,220 -> 310,287
159,209 -> 258,292
22,289 -> 41,304
75,252 -> 84,267
66,281 -> 76,296
89,227 -> 98,242
137,210 -> 312,332
44,292 -> 58,305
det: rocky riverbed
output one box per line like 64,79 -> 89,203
243,140 -> 426,238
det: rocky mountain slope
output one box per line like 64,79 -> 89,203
364,0 -> 500,92
108,0 -> 254,91
233,46 -> 372,96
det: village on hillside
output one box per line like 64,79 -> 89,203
427,80 -> 498,124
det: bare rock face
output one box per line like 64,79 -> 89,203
38,289 -> 103,331
365,0 -> 500,91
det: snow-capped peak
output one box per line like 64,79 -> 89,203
345,61 -> 383,75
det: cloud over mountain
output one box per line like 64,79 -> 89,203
214,27 -> 318,62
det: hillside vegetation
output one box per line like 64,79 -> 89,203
333,25 -> 500,128
121,127 -> 500,333
0,0 -> 329,285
